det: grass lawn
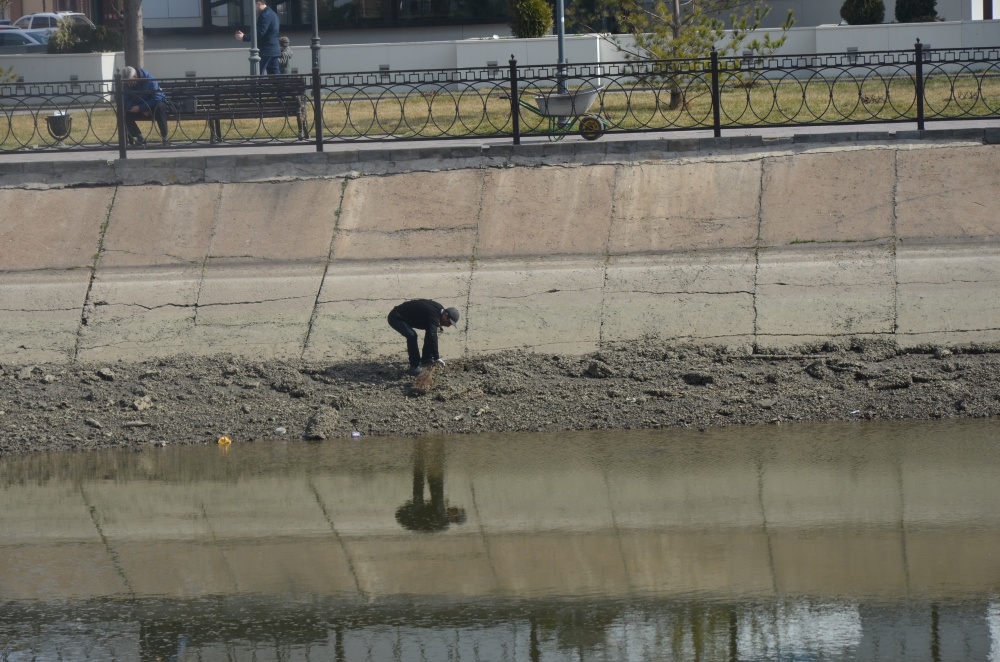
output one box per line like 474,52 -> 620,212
2,69 -> 998,149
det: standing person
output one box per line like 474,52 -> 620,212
120,66 -> 169,147
278,36 -> 293,74
235,0 -> 280,75
387,300 -> 461,375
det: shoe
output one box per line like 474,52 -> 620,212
161,137 -> 170,147
127,136 -> 146,146
407,366 -> 422,376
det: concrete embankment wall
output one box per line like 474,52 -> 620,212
2,130 -> 1000,365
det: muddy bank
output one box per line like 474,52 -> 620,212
2,339 -> 999,456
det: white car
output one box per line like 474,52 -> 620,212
11,12 -> 94,32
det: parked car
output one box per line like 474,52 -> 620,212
0,28 -> 50,53
0,19 -> 13,26
11,12 -> 93,33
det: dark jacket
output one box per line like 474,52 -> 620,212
243,5 -> 280,58
123,68 -> 166,112
391,299 -> 446,360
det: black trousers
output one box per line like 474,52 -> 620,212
388,311 -> 424,367
125,103 -> 168,141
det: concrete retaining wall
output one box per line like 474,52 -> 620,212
2,130 -> 1000,365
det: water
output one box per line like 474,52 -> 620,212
2,419 -> 1000,661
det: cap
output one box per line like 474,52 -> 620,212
445,307 -> 460,326
279,36 -> 290,46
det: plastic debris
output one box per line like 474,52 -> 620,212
218,436 -> 232,445
351,431 -> 361,438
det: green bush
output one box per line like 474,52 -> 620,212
47,22 -> 124,54
508,0 -> 553,38
895,0 -> 937,22
840,0 -> 885,24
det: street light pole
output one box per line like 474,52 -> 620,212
311,0 -> 321,70
249,0 -> 260,75
555,0 -> 566,94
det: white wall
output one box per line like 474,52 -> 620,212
3,19 -> 999,84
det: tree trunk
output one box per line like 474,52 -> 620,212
124,0 -> 144,69
668,0 -> 684,109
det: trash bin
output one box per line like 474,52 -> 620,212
45,111 -> 72,141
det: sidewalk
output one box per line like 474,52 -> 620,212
4,119 -> 1000,165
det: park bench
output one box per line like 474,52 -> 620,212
159,76 -> 310,143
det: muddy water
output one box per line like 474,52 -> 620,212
2,420 -> 1000,660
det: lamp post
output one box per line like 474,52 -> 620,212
555,0 -> 566,94
249,0 -> 260,75
311,0 -> 321,70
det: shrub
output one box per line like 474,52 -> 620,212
895,0 -> 938,22
508,0 -> 553,39
840,0 -> 885,24
48,22 -> 124,54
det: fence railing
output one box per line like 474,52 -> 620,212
2,40 -> 999,157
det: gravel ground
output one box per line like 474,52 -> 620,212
2,338 -> 999,456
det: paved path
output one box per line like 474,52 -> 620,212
4,118 -> 1000,164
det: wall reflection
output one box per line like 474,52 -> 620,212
2,420 -> 1000,659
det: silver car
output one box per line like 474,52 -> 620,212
11,12 -> 94,33
0,28 -> 50,53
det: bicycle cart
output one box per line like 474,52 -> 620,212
518,85 -> 607,141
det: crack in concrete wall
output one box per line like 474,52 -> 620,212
4,136 -> 1000,365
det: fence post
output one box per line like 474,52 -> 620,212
915,39 -> 925,131
115,72 -> 127,159
509,56 -> 520,146
312,66 -> 324,152
710,47 -> 721,138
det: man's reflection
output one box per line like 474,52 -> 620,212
395,439 -> 467,532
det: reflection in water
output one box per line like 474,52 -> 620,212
395,439 -> 467,532
2,419 -> 1000,660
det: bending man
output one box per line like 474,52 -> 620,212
387,299 -> 460,375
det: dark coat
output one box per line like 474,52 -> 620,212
390,299 -> 446,362
123,68 -> 166,112
243,5 -> 280,58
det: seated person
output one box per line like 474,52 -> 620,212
121,65 -> 169,146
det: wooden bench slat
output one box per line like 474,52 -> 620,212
159,77 -> 310,142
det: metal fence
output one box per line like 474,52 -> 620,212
2,40 -> 999,157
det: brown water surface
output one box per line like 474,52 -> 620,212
2,419 -> 999,660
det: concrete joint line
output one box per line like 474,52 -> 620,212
628,289 -> 755,296
891,149 -> 900,335
598,164 -> 623,350
193,185 -> 227,327
73,186 -> 117,360
79,484 -> 136,599
461,171 -> 489,359
1,307 -> 82,313
307,478 -> 367,601
752,157 -> 765,352
764,330 -> 896,338
302,177 -> 347,360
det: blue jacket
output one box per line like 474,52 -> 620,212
123,68 -> 166,112
243,6 -> 280,58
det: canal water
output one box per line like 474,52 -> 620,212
2,419 -> 999,661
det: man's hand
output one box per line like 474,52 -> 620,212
235,30 -> 244,40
